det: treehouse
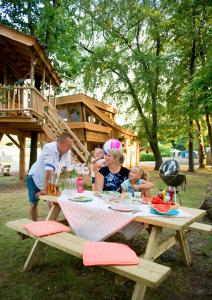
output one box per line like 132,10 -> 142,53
56,94 -> 140,167
0,24 -> 139,179
0,23 -> 89,179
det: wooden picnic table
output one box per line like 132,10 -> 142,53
36,193 -> 206,299
39,194 -> 206,265
8,193 -> 206,300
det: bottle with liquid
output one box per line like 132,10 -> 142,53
77,176 -> 84,193
165,192 -> 170,202
47,172 -> 55,195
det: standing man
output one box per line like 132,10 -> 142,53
26,132 -> 73,221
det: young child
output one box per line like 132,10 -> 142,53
121,166 -> 153,197
90,148 -> 106,190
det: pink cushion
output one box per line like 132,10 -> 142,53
83,242 -> 139,266
24,220 -> 70,237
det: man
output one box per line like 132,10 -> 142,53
26,132 -> 73,221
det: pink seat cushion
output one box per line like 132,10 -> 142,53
83,242 -> 139,266
24,220 -> 70,237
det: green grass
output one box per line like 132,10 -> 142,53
0,171 -> 212,299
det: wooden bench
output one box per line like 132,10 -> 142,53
6,218 -> 171,300
188,222 -> 212,234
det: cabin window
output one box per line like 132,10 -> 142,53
59,109 -> 68,121
70,108 -> 81,122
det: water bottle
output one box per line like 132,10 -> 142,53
77,176 -> 84,193
165,192 -> 170,202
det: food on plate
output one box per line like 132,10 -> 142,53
151,203 -> 179,214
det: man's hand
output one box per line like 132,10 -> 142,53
36,190 -> 48,198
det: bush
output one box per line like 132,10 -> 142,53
140,153 -> 155,161
160,149 -> 171,157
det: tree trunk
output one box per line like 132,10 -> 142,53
188,119 -> 195,172
149,141 -> 163,170
205,108 -> 212,167
196,119 -> 206,169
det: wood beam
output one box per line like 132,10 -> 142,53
0,127 -> 31,138
5,134 -> 20,148
18,136 -> 26,180
29,132 -> 38,170
30,50 -> 35,87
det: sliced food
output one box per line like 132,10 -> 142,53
151,204 -> 174,214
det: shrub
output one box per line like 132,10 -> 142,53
140,153 -> 155,161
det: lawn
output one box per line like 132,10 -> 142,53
0,170 -> 212,300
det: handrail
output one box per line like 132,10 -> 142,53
0,85 -> 90,162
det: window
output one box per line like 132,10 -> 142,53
59,109 -> 68,121
70,108 -> 81,122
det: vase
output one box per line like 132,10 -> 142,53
70,177 -> 77,195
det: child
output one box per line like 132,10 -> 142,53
121,166 -> 153,197
90,148 -> 106,190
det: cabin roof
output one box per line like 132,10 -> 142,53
56,94 -> 136,137
0,23 -> 61,86
56,94 -> 117,114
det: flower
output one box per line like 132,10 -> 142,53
68,163 -> 89,178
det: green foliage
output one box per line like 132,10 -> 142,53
140,153 -> 155,161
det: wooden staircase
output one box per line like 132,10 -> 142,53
42,102 -> 90,162
0,85 -> 90,162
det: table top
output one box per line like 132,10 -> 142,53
40,193 -> 206,231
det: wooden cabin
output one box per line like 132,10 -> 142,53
0,24 -> 139,179
0,23 -> 89,179
56,94 -> 140,168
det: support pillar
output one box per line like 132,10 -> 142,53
29,132 -> 38,170
18,136 -> 26,180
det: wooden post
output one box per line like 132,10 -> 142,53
29,132 -> 38,170
48,78 -> 51,102
30,50 -> 35,87
0,133 -> 3,142
18,136 -> 26,180
42,68 -> 45,96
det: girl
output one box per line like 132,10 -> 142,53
121,166 -> 153,197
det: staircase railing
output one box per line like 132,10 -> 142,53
0,85 -> 90,162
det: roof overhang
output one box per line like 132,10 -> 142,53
0,23 -> 61,86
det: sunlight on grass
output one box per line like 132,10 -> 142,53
0,172 -> 211,299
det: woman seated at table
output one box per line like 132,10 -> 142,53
95,148 -> 129,193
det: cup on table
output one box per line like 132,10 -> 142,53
134,191 -> 141,198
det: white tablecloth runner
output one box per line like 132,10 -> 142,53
58,191 -> 190,241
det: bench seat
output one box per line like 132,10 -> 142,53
188,222 -> 212,234
6,218 -> 171,299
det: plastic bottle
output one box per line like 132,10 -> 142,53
165,192 -> 170,202
77,176 -> 84,193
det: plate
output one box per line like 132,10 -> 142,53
150,207 -> 179,216
70,196 -> 93,202
109,204 -> 139,212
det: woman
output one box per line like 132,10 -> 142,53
95,148 -> 129,193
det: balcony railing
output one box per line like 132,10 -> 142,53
0,85 -> 47,119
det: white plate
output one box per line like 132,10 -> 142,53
109,204 -> 139,212
70,196 -> 93,202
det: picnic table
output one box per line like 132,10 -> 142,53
39,192 -> 206,266
7,192 -> 207,299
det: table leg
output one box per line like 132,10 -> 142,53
23,204 -> 61,271
176,229 -> 192,266
131,226 -> 162,300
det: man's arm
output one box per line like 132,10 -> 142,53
36,170 -> 52,197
